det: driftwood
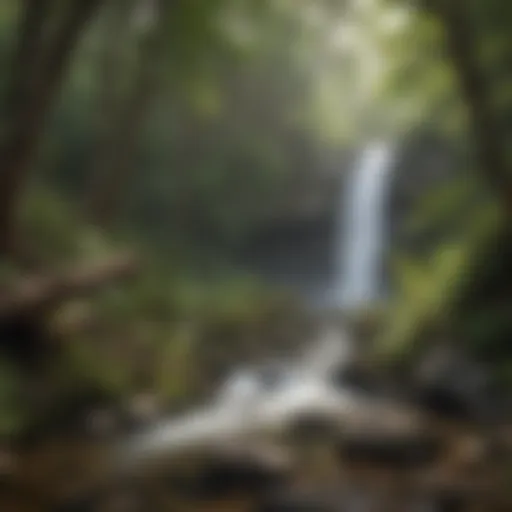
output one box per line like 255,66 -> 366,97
0,253 -> 139,321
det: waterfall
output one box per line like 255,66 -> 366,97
331,141 -> 395,309
122,143 -> 400,467
168,141 -> 397,425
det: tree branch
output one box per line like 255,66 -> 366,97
0,253 -> 139,320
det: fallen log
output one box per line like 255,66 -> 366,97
0,253 -> 139,320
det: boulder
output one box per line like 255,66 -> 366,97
178,443 -> 292,502
337,432 -> 443,470
412,344 -> 497,422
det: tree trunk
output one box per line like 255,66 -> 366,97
3,0 -> 50,124
85,0 -> 137,224
429,0 -> 511,208
87,0 -> 169,228
0,0 -> 102,257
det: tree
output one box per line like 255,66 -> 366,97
0,0 -> 102,257
427,0 -> 511,209
86,0 -> 171,228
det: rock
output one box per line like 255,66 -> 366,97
413,488 -> 471,512
287,412 -> 341,443
17,388 -> 120,447
259,487 -> 388,512
337,432 -> 443,470
53,486 -> 146,512
180,444 -> 292,501
125,393 -> 161,426
413,344 -> 496,422
331,362 -> 384,396
0,446 -> 17,477
86,408 -> 120,439
257,494 -> 336,512
53,494 -> 103,512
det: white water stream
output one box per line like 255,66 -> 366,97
122,143 -> 400,467
332,141 -> 395,309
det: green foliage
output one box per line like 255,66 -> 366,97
378,199 -> 503,362
0,358 -> 26,436
404,176 -> 481,236
25,189 -> 303,405
19,186 -> 113,267
58,275 -> 299,402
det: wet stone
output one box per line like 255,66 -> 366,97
413,345 -> 496,423
181,451 -> 291,501
287,413 -> 341,443
257,495 -> 336,512
337,433 -> 443,470
257,487 -> 376,512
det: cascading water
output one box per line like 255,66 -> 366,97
123,142 -> 399,466
207,143 -> 397,404
331,141 -> 395,309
